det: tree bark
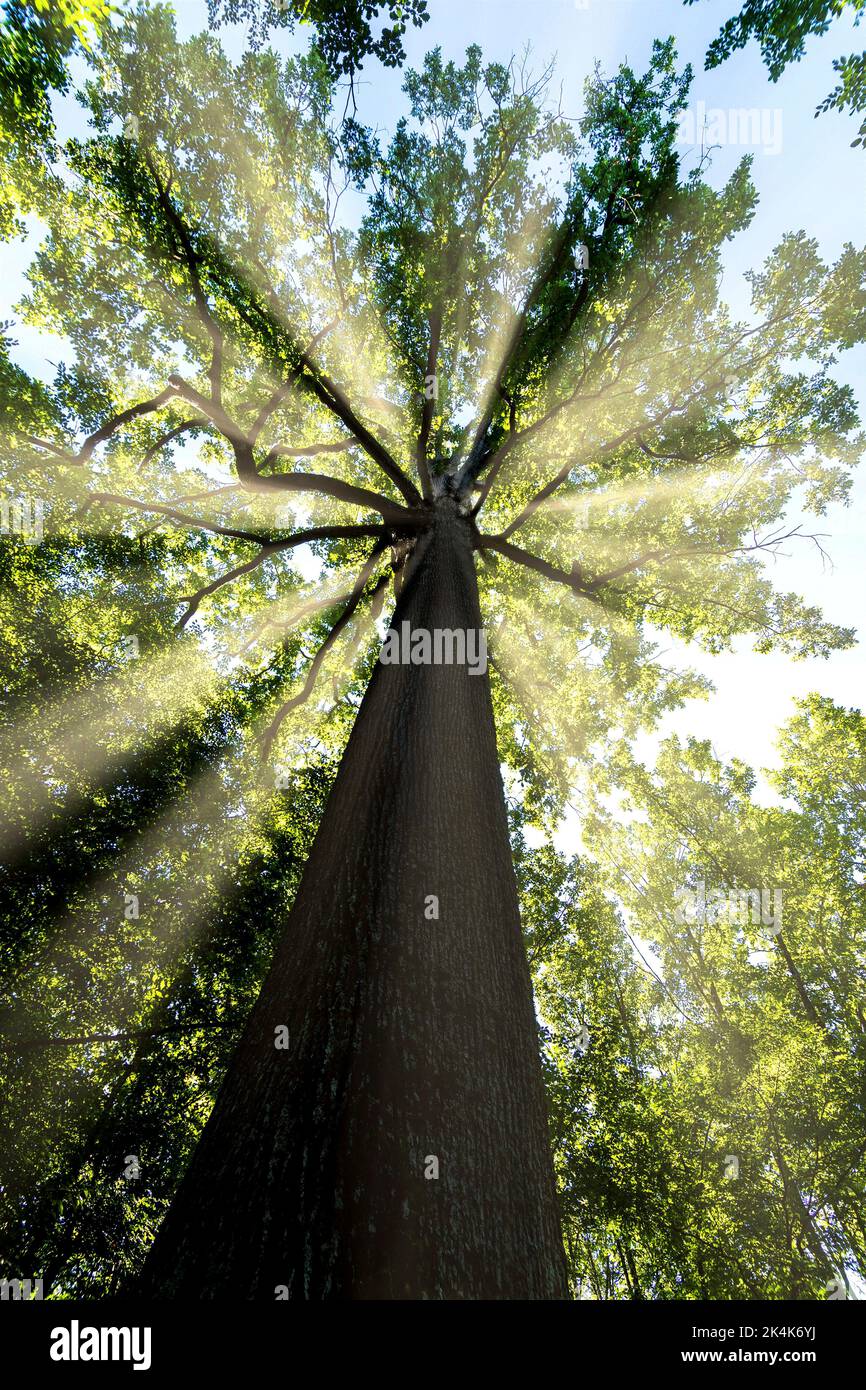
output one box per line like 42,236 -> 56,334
136,497 -> 568,1300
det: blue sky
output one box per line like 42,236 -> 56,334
5,0 -> 865,789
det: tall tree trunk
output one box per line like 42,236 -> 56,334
137,498 -> 567,1300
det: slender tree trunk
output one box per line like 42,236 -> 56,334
137,498 -> 567,1300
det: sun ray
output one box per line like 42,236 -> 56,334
1,641 -> 222,861
0,614 -> 384,1042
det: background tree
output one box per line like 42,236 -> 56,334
560,697 -> 866,1298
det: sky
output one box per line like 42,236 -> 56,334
4,0 -> 865,795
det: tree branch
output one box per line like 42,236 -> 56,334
86,491 -> 276,542
584,527 -> 811,591
141,416 -> 211,467
164,374 -> 421,523
261,549 -> 391,757
296,358 -> 423,507
74,386 -> 182,464
17,432 -> 77,463
456,206 -> 583,488
455,171 -> 635,493
477,534 -> 597,598
247,313 -> 342,444
0,1020 -> 239,1051
262,440 -> 355,459
144,150 -> 225,405
240,455 -> 423,525
226,249 -> 422,506
175,524 -> 394,630
417,306 -> 441,501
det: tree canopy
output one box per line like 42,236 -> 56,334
208,0 -> 429,76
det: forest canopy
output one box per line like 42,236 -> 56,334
0,0 -> 864,1301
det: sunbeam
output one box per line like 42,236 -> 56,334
1,641 -> 222,861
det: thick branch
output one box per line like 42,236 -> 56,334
297,360 -> 422,507
145,151 -> 225,405
477,534 -> 597,598
165,375 -> 420,524
457,207 -> 583,487
416,307 -> 441,501
75,386 -> 181,464
239,455 -> 423,525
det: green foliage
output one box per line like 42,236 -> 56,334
692,0 -> 866,145
207,0 -> 429,76
0,489 -> 342,1292
0,6 -> 864,1298
0,0 -> 113,235
530,699 -> 866,1298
